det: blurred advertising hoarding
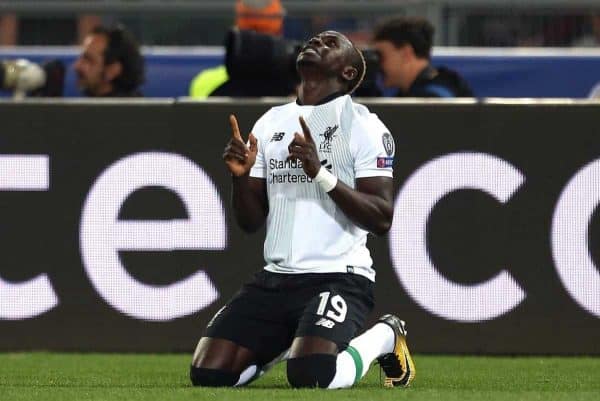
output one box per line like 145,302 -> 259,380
0,99 -> 598,354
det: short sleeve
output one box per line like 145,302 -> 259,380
249,111 -> 270,179
351,114 -> 394,178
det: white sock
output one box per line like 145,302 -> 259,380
327,351 -> 355,388
349,322 -> 395,376
327,322 -> 395,389
234,348 -> 290,387
234,365 -> 260,387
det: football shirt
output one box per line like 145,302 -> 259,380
249,94 -> 394,282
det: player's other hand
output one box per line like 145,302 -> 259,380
224,114 -> 258,177
287,116 -> 321,178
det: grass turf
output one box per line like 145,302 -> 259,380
0,353 -> 598,401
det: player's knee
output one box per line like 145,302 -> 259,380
286,354 -> 337,388
189,366 -> 238,387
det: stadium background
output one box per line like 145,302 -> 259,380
1,100 -> 599,356
0,0 -> 599,360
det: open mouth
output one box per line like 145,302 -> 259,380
301,45 -> 319,56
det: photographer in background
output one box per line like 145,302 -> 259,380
74,25 -> 145,97
372,16 -> 473,98
189,0 -> 296,98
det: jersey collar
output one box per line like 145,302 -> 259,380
295,91 -> 346,106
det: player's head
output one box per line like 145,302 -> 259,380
372,16 -> 434,88
235,0 -> 285,36
296,30 -> 366,94
74,25 -> 145,96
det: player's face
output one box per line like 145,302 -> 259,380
74,34 -> 109,95
297,31 -> 353,75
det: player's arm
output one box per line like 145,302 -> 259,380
231,176 -> 268,233
327,176 -> 393,235
288,117 -> 393,236
224,115 -> 268,232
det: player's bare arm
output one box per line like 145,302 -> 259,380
288,116 -> 393,236
224,114 -> 268,232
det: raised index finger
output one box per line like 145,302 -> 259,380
229,114 -> 243,141
299,116 -> 314,143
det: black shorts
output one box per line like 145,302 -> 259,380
204,270 -> 374,365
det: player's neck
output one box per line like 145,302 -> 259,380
298,79 -> 345,105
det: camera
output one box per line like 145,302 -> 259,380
224,28 -> 382,97
225,28 -> 301,83
0,58 -> 65,98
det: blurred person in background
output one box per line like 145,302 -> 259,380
372,16 -> 473,98
189,0 -> 294,98
74,25 -> 145,97
573,14 -> 600,47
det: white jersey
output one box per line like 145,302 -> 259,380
249,94 -> 394,282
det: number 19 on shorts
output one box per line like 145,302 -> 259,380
316,291 -> 348,324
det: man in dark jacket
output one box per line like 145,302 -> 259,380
373,17 -> 473,98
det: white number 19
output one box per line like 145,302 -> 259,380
316,291 -> 348,323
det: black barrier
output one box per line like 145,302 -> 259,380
0,99 -> 599,354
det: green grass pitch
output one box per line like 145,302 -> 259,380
0,353 -> 598,401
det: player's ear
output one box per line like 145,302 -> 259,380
342,66 -> 358,83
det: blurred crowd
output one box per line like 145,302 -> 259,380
1,0 -> 600,99
2,2 -> 600,48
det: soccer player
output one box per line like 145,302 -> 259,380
190,30 -> 415,389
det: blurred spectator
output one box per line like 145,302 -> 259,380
373,16 -> 473,97
0,14 -> 17,45
78,15 -> 103,44
235,0 -> 284,35
572,14 -> 600,47
189,0 -> 293,98
74,25 -> 145,97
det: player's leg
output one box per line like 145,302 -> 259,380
190,272 -> 292,387
287,316 -> 414,389
285,274 -> 374,388
191,339 -> 290,387
327,314 -> 415,388
285,274 -> 415,389
286,336 -> 339,388
190,337 -> 257,387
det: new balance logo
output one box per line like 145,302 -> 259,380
315,317 -> 336,329
271,132 -> 285,142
